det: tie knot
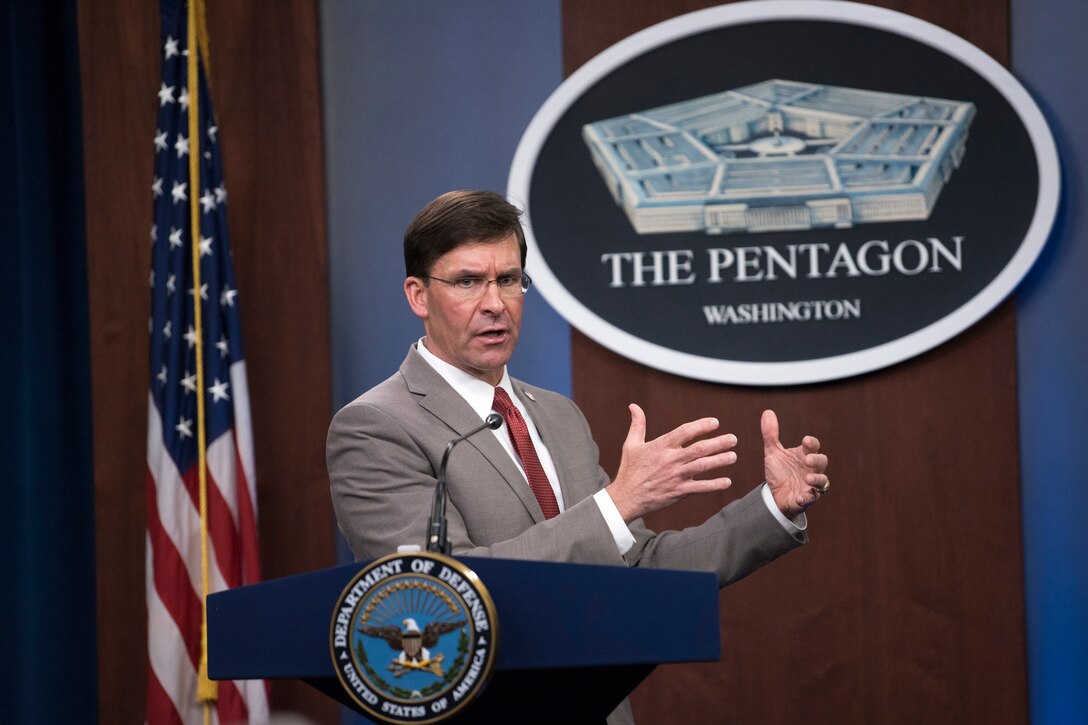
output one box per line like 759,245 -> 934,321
492,386 -> 516,416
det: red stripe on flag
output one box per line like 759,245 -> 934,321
147,467 -> 202,666
181,460 -> 242,589
146,660 -> 186,725
206,469 -> 242,589
233,433 -> 262,586
216,679 -> 248,724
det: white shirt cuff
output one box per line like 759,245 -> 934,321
761,482 -> 807,534
593,488 -> 636,556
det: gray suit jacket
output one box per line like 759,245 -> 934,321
327,347 -> 806,724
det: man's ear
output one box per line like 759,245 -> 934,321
404,277 -> 428,320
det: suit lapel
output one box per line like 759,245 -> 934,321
400,348 -> 545,523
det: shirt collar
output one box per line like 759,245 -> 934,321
415,338 -> 514,420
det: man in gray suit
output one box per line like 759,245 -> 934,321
328,189 -> 829,577
327,190 -> 829,722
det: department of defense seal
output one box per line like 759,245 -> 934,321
330,552 -> 498,723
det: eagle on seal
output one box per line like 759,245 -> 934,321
360,617 -> 465,665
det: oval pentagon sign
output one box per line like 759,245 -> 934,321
509,0 -> 1059,385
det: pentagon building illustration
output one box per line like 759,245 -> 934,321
582,80 -> 975,235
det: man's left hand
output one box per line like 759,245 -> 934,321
761,409 -> 829,519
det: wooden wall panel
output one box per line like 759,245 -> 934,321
77,1 -> 160,721
562,0 -> 1026,722
78,1 -> 336,722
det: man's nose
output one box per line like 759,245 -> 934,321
478,280 -> 505,312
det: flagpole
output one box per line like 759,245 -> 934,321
185,0 -> 217,717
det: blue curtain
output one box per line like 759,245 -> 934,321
0,0 -> 98,719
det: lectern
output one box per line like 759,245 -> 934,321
208,556 -> 721,723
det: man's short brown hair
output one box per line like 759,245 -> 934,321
403,190 -> 527,278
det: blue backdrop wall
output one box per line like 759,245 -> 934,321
1012,0 -> 1088,720
321,0 -> 568,412
321,1 -> 1087,721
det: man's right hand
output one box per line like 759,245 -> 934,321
605,404 -> 737,523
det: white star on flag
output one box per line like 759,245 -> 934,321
157,364 -> 168,386
158,83 -> 175,106
189,283 -> 209,301
200,190 -> 217,213
175,417 -> 193,438
162,320 -> 172,339
180,371 -> 197,394
150,224 -> 157,244
184,325 -> 198,349
175,133 -> 189,158
152,177 -> 163,197
207,378 -> 230,403
207,125 -> 218,143
216,335 -> 229,358
164,35 -> 179,59
179,87 -> 189,111
171,181 -> 187,204
169,227 -> 183,249
166,274 -> 176,294
220,286 -> 238,307
214,184 -> 227,204
154,130 -> 168,151
199,237 -> 214,257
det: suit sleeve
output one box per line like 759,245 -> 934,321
327,400 -> 627,565
560,396 -> 807,588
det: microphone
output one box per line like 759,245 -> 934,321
427,413 -> 504,554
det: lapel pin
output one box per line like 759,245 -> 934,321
521,388 -> 536,402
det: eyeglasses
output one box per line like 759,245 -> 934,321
425,272 -> 533,300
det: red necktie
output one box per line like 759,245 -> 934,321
492,387 -> 561,519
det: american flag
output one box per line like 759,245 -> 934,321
146,1 -> 268,722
